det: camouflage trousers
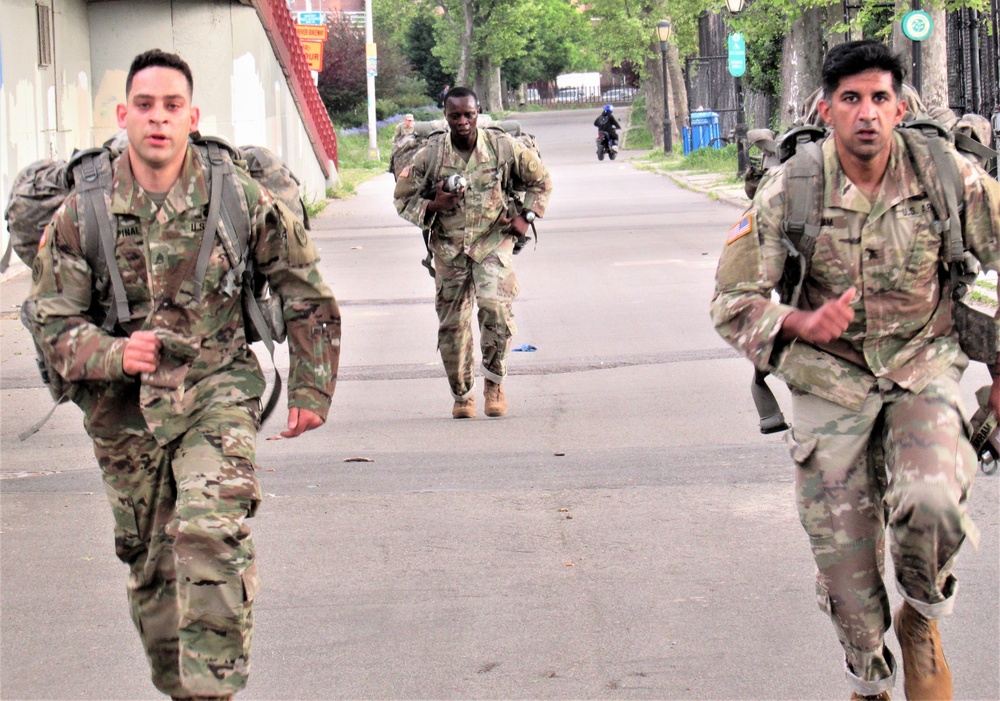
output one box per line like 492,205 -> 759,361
92,401 -> 262,699
434,239 -> 520,398
786,366 -> 979,696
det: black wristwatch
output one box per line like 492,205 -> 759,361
522,210 -> 536,224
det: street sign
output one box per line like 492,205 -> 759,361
296,24 -> 328,42
297,11 -> 324,26
302,41 -> 324,71
727,33 -> 746,78
901,11 -> 933,41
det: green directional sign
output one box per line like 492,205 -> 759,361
728,33 -> 746,78
901,11 -> 933,41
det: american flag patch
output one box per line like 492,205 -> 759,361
726,213 -> 754,244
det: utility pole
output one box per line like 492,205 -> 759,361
365,0 -> 378,160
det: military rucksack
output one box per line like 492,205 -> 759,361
4,132 -> 306,437
742,92 -> 998,434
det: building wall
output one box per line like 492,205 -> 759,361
2,0 -> 333,272
87,0 -> 329,197
2,0 -> 94,269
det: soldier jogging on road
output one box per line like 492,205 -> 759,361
393,86 -> 553,419
24,48 -> 341,701
712,40 -> 1000,701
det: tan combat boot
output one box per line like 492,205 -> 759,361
484,379 -> 507,417
452,396 -> 476,419
850,692 -> 891,700
894,602 -> 952,700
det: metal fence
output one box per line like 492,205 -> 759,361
511,78 -> 639,109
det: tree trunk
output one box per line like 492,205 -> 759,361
919,9 -> 949,110
474,58 -> 503,112
644,42 -> 683,151
778,7 -> 825,130
456,0 -> 473,87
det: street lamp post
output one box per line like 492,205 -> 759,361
657,19 -> 673,154
725,0 -> 748,175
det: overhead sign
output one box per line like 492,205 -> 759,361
296,24 -> 328,42
297,11 -> 324,26
727,33 -> 746,78
302,41 -> 324,71
901,11 -> 933,41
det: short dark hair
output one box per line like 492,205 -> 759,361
822,40 -> 906,99
444,86 -> 479,107
126,49 -> 194,98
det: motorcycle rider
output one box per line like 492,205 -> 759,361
594,104 -> 622,151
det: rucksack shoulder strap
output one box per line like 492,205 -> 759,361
897,125 -> 963,266
69,148 -> 129,332
191,138 -> 252,300
779,137 -> 824,306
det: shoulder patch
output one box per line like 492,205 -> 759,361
726,213 -> 754,244
399,166 -> 411,179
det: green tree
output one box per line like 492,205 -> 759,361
404,10 -> 454,102
502,0 -> 600,87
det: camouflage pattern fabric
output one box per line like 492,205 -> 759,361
95,401 -> 261,698
393,127 -> 552,265
435,239 -> 520,397
788,367 -> 979,694
26,145 -> 341,696
393,127 -> 551,396
29,145 -> 341,444
711,132 -> 1000,694
713,133 -> 1000,411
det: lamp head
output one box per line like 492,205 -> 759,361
656,19 -> 672,43
725,0 -> 745,13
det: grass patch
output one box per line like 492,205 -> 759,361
624,93 -> 654,151
303,193 -> 328,218
330,126 -> 396,198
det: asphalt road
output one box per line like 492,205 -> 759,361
1,108 -> 997,701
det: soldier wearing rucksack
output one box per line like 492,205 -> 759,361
393,87 -> 552,419
711,40 -> 1000,701
24,49 -> 341,700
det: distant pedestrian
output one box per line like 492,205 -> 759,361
393,113 -> 415,145
438,84 -> 451,108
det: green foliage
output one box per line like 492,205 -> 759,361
625,92 -> 654,150
329,125 -> 396,199
403,9 -> 453,101
679,143 -> 739,172
502,0 -> 600,85
303,192 -> 329,218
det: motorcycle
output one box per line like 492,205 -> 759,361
596,130 -> 618,161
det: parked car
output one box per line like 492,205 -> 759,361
554,88 -> 579,103
601,87 -> 638,102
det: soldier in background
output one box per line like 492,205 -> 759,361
393,113 -> 415,145
26,49 -> 341,700
393,87 -> 552,419
711,40 -> 1000,700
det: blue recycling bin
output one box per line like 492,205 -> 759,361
683,110 -> 721,154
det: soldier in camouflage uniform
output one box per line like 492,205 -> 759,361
393,87 -> 552,419
711,41 -> 1000,700
26,50 -> 341,700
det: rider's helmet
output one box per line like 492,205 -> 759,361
603,105 -> 613,113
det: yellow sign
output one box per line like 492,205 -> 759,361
302,41 -> 324,71
296,24 -> 328,42
366,43 -> 377,59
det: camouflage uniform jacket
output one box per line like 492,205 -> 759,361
393,128 -> 552,264
712,133 -> 1000,411
28,146 -> 341,444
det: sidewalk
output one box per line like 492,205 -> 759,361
657,168 -> 750,210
